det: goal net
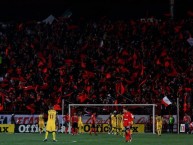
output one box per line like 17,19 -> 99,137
66,104 -> 156,134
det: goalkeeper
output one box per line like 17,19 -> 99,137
156,115 -> 163,136
78,112 -> 84,134
116,112 -> 124,136
111,111 -> 117,135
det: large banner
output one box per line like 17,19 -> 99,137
14,124 -> 144,133
0,114 -> 177,133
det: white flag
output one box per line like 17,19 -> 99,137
161,96 -> 172,107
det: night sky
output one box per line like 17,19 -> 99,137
0,0 -> 192,21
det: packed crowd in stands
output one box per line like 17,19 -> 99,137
0,16 -> 193,115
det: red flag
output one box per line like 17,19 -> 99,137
106,73 -> 111,79
78,93 -> 87,103
26,105 -> 35,114
0,94 -> 5,111
56,96 -> 62,104
120,82 -> 125,95
185,88 -> 191,92
116,82 -> 125,95
184,103 -> 187,113
54,104 -> 61,111
86,85 -> 92,93
38,61 -> 44,67
164,61 -> 170,67
0,104 -> 3,111
65,92 -> 73,98
42,68 -> 48,73
116,83 -> 120,95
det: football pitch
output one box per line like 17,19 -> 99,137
1,133 -> 192,145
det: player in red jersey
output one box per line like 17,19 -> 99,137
71,112 -> 78,135
123,108 -> 134,142
183,113 -> 191,134
89,112 -> 97,135
189,122 -> 193,134
63,113 -> 70,134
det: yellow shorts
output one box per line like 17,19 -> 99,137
46,122 -> 56,132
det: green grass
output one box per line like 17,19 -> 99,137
0,133 -> 192,145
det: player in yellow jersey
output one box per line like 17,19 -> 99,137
108,113 -> 112,134
38,112 -> 45,134
120,116 -> 125,137
111,111 -> 117,135
78,112 -> 84,134
116,112 -> 124,136
43,106 -> 57,142
156,115 -> 163,136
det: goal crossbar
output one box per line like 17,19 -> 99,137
69,104 -> 156,107
67,103 -> 156,134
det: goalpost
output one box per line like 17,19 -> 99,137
67,104 -> 157,134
